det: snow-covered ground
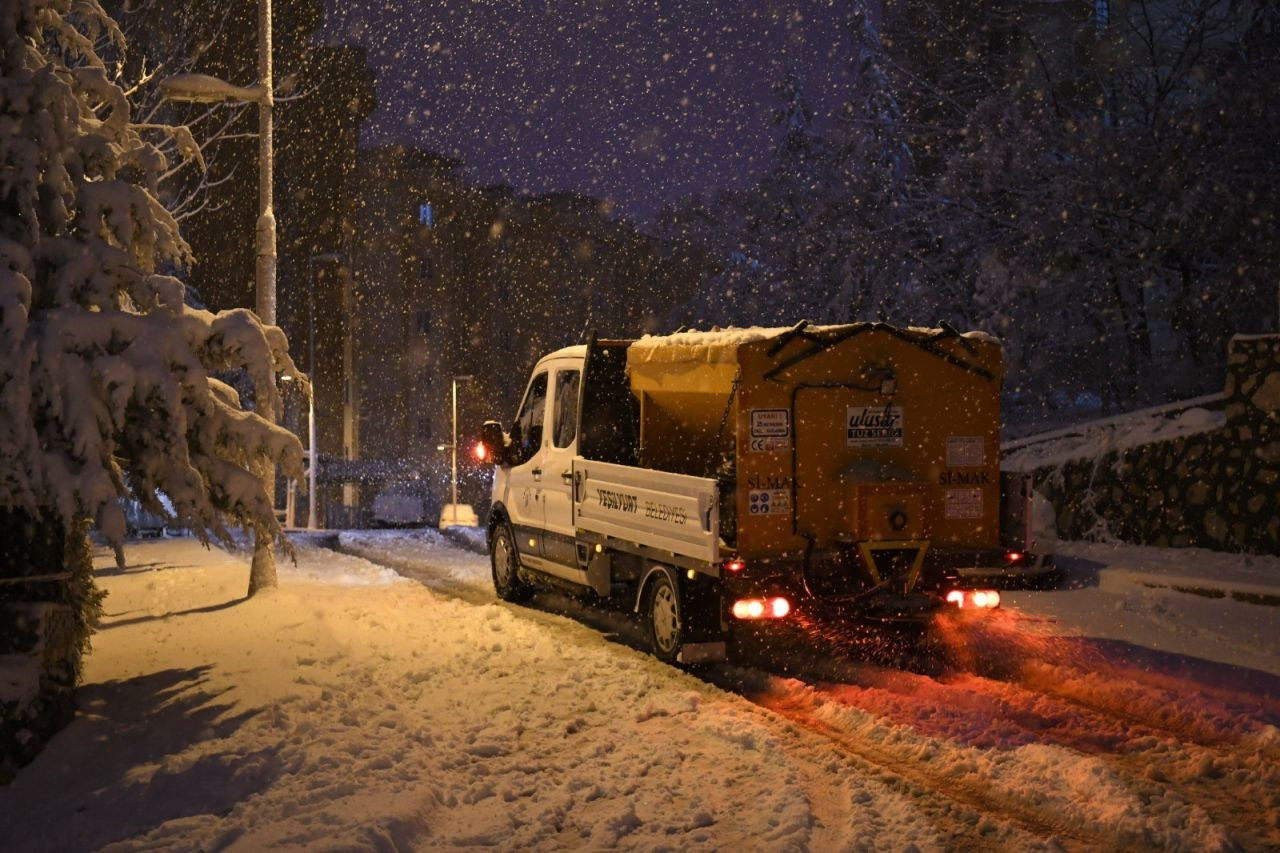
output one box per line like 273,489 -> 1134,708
1,531 -> 1277,850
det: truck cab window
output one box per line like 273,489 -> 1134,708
511,372 -> 548,465
553,369 -> 581,448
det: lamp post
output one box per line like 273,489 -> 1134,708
158,0 -> 277,592
451,375 -> 474,525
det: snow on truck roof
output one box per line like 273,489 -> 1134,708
536,344 -> 589,364
628,323 -> 999,365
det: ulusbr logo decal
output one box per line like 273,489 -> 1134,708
846,405 -> 904,447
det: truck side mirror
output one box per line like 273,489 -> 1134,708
475,420 -> 507,467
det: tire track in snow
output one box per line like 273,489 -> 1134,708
772,616 -> 1276,849
750,688 -> 1151,852
795,672 -> 1275,851
943,611 -> 1280,735
936,621 -> 1280,847
763,612 -> 1278,850
1000,676 -> 1280,850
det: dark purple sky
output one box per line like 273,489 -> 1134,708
323,1 -> 856,221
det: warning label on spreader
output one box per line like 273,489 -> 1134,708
944,487 -> 983,520
748,489 -> 790,516
748,409 -> 791,452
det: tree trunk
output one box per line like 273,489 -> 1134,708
247,525 -> 277,596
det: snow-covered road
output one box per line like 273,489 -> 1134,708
334,530 -> 1280,851
1,531 -> 1277,850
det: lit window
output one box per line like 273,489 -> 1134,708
419,203 -> 434,227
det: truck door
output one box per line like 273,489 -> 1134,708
505,370 -> 549,562
541,365 -> 581,569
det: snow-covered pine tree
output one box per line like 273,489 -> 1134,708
760,61 -> 836,323
0,0 -> 305,640
843,1 -> 911,195
817,0 -> 921,324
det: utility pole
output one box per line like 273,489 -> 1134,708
452,375 -> 474,525
249,0 -> 278,595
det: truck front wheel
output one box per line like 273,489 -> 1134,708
646,571 -> 682,663
491,525 -> 532,602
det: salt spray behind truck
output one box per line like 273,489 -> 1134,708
475,322 -> 1040,664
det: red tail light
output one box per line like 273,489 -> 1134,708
945,589 -> 1001,609
723,558 -> 746,574
731,597 -> 791,620
1005,550 -> 1025,563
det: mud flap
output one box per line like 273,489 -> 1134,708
586,551 -> 611,597
678,641 -> 727,665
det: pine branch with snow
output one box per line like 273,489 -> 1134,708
0,0 -> 304,556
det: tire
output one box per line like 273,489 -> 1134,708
646,570 -> 682,664
490,524 -> 532,602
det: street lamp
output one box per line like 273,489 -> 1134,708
159,0 -> 279,592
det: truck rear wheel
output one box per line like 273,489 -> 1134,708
491,525 -> 532,602
646,571 -> 682,663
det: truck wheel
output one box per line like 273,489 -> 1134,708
646,571 -> 682,664
491,525 -> 531,602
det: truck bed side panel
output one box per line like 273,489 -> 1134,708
573,458 -> 720,566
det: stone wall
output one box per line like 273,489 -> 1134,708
0,603 -> 77,783
0,511 -> 97,784
1023,335 -> 1280,554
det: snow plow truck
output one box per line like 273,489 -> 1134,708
475,322 -> 1040,664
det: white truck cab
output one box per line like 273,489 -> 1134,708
493,345 -> 588,586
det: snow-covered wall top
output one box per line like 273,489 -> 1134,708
1013,335 -> 1280,554
1002,397 -> 1227,473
